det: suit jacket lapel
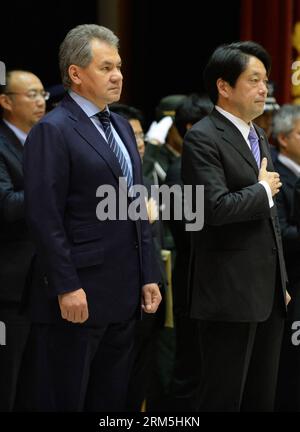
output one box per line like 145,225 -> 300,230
211,110 -> 260,174
76,114 -> 124,182
61,95 -> 141,188
61,96 -> 125,184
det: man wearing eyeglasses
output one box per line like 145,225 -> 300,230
0,69 -> 47,411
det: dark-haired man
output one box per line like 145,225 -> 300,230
182,41 -> 289,411
0,69 -> 47,411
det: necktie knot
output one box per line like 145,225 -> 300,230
97,110 -> 111,128
248,126 -> 258,141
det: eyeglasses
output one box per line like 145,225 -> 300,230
5,90 -> 50,101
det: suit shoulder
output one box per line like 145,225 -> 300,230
191,114 -> 213,130
185,115 -> 216,144
37,105 -> 69,127
27,106 -> 72,141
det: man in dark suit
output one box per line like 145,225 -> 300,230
166,94 -> 213,411
270,104 -> 300,411
18,24 -> 161,412
182,41 -> 289,411
0,70 -> 47,411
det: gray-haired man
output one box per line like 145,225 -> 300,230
17,24 -> 161,412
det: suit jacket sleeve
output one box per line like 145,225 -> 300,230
182,127 -> 271,226
24,121 -> 81,296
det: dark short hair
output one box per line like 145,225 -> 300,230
204,41 -> 271,105
174,93 -> 213,138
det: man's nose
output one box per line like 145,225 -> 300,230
36,97 -> 46,106
112,69 -> 123,80
259,81 -> 268,94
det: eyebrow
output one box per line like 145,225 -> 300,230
249,71 -> 267,77
100,61 -> 122,67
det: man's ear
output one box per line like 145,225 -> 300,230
68,65 -> 82,85
0,93 -> 13,111
217,78 -> 231,99
277,132 -> 288,150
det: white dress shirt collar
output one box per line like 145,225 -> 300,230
215,105 -> 254,148
69,90 -> 109,118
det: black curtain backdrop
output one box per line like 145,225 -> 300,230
0,2 -> 98,87
129,0 -> 241,123
0,1 -> 240,124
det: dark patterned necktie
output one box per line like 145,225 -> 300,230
248,126 -> 261,167
97,110 -> 133,189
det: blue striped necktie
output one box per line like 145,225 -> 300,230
248,126 -> 261,168
97,110 -> 133,189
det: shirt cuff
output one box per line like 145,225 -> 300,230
259,180 -> 274,208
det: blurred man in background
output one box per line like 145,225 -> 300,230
0,69 -> 47,411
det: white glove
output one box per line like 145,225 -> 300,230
145,116 -> 173,144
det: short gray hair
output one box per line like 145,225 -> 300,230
273,104 -> 300,138
59,24 -> 119,89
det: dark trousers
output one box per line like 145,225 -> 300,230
0,302 -> 30,412
15,318 -> 135,412
169,315 -> 202,411
197,285 -> 285,412
126,312 -> 162,411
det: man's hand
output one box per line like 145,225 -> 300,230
58,288 -> 89,323
258,157 -> 282,196
142,283 -> 162,313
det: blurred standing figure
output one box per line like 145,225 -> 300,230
166,94 -> 213,411
271,105 -> 300,411
18,24 -> 161,412
0,70 -> 47,411
143,94 -> 186,184
182,41 -> 288,411
110,102 -> 166,411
